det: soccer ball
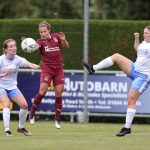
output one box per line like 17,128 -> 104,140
21,38 -> 36,53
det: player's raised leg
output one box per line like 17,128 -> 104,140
83,53 -> 132,75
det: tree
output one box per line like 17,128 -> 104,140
0,0 -> 37,19
0,0 -> 150,20
90,0 -> 150,20
30,0 -> 83,19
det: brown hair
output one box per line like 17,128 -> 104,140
145,25 -> 150,30
3,39 -> 16,53
38,21 -> 51,30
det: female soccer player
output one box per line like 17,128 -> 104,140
83,25 -> 150,137
0,39 -> 40,136
29,21 -> 69,129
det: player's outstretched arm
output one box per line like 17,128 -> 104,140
26,62 -> 40,69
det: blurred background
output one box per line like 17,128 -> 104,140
0,0 -> 150,20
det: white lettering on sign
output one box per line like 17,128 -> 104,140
65,78 -> 127,93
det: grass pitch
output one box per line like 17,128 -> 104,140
0,121 -> 150,150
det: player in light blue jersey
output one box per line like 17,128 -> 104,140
83,25 -> 150,137
0,39 -> 40,136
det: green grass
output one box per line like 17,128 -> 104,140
0,121 -> 150,150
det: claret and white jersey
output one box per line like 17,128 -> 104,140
0,54 -> 28,90
134,41 -> 150,76
37,33 -> 63,67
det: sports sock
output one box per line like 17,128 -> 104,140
30,93 -> 44,119
124,108 -> 136,128
3,108 -> 10,132
18,109 -> 28,129
55,97 -> 62,121
93,57 -> 114,71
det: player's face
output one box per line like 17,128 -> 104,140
39,26 -> 50,39
143,28 -> 150,42
5,41 -> 17,55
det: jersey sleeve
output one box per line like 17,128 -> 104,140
17,56 -> 28,67
36,39 -> 42,45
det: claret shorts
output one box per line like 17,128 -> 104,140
40,65 -> 65,86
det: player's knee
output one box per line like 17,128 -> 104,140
39,87 -> 48,96
111,53 -> 124,64
112,53 -> 120,60
2,102 -> 11,108
55,91 -> 63,97
20,103 -> 28,110
39,91 -> 46,96
127,98 -> 136,107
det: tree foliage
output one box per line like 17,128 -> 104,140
0,0 -> 83,19
90,0 -> 150,20
0,0 -> 150,20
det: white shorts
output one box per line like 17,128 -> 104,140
128,63 -> 150,94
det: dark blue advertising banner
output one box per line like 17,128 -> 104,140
17,71 -> 150,114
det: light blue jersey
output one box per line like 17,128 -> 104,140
0,54 -> 28,90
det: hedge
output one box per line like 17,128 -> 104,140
0,19 -> 150,70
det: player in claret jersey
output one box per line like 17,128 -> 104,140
29,21 -> 69,129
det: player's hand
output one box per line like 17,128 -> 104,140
59,32 -> 69,48
1,69 -> 13,77
6,69 -> 13,75
134,32 -> 139,39
21,37 -> 26,41
59,32 -> 66,41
